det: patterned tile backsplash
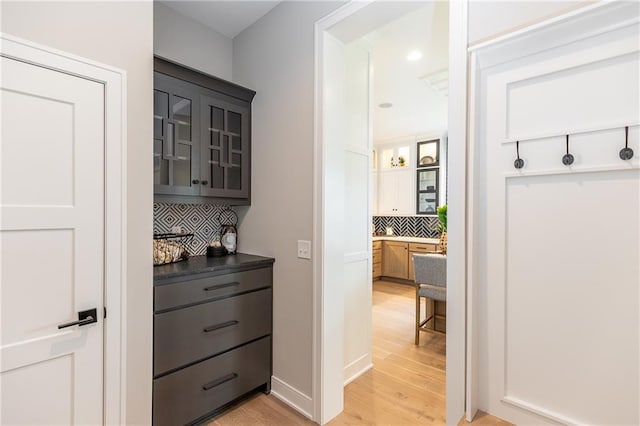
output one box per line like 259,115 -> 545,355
373,215 -> 441,239
154,203 -> 232,255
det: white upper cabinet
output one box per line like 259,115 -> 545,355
377,168 -> 413,215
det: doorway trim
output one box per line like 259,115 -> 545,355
312,1 -> 469,424
1,33 -> 128,424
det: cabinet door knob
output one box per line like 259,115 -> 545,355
201,180 -> 209,185
192,179 -> 200,185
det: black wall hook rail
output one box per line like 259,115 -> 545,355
562,135 -> 574,166
620,126 -> 634,160
508,124 -> 636,169
513,141 -> 525,169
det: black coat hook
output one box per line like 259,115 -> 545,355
620,126 -> 634,160
562,135 -> 574,166
514,141 -> 524,169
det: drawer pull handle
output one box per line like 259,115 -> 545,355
202,373 -> 238,391
203,320 -> 238,333
203,281 -> 240,292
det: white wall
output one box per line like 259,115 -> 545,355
0,2 -> 153,425
154,1 -> 233,80
232,0 -> 344,403
468,0 -> 594,45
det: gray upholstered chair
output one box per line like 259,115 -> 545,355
413,253 -> 447,345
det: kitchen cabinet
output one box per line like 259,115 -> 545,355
154,57 -> 255,204
382,241 -> 409,279
378,169 -> 413,215
372,241 -> 382,279
153,254 -> 274,425
154,73 -> 199,196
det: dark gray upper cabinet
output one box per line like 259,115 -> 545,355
153,57 -> 255,205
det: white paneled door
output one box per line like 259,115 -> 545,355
1,56 -> 105,424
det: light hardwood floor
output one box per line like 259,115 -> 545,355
209,280 -> 510,426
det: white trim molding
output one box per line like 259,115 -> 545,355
343,355 -> 373,387
0,33 -> 127,425
271,376 -> 314,420
313,2 -> 469,426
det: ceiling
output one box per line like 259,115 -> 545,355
159,1 -> 281,39
367,2 -> 449,144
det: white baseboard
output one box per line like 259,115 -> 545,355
343,354 -> 373,386
270,376 -> 314,420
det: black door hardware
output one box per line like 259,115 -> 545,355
58,308 -> 98,329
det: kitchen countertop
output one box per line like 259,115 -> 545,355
372,235 -> 440,245
154,253 -> 275,282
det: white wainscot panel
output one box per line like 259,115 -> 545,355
344,151 -> 369,255
507,52 -> 639,140
503,169 -> 639,425
343,260 -> 371,382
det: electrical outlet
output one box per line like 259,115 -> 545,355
297,240 -> 311,259
171,225 -> 182,234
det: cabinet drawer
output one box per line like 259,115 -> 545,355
154,289 -> 272,376
155,267 -> 272,312
372,248 -> 382,260
153,336 -> 271,426
408,243 -> 437,252
372,241 -> 382,250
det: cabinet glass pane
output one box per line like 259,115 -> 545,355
209,130 -> 220,148
418,170 -> 437,191
418,139 -> 439,167
173,144 -> 191,187
228,111 -> 241,135
418,194 -> 437,214
154,90 -> 168,138
231,135 -> 241,151
210,151 -> 224,189
210,148 -> 220,165
154,139 -> 169,186
210,106 -> 224,131
397,146 -> 410,167
172,95 -> 191,142
228,167 -> 241,190
381,148 -> 394,169
231,153 -> 241,167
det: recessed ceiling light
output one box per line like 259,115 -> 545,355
407,50 -> 422,61
378,102 -> 393,109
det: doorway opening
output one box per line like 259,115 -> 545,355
313,1 -> 465,424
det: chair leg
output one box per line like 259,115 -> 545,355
428,299 -> 436,330
415,287 -> 420,345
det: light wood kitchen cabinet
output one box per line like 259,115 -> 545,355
408,243 -> 438,281
382,241 -> 409,279
372,241 -> 382,279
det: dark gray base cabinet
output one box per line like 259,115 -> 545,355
153,262 -> 273,425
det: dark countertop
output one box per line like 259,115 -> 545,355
153,253 -> 275,282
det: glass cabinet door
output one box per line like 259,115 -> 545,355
417,139 -> 439,168
200,95 -> 249,199
416,169 -> 438,214
153,72 -> 199,196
